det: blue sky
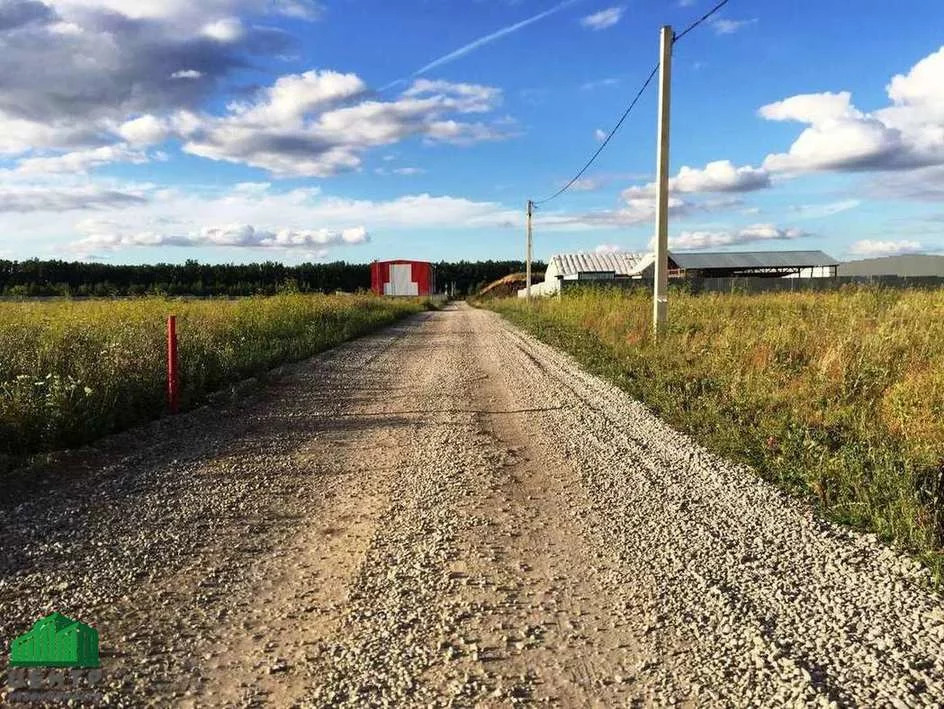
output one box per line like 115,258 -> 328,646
0,0 -> 942,264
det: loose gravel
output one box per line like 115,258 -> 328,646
0,303 -> 941,707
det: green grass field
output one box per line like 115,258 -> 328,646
488,287 -> 944,578
0,294 -> 427,464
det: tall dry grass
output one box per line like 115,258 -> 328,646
490,287 -> 944,575
0,294 -> 425,462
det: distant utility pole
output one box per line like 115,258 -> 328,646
653,25 -> 673,337
526,199 -> 534,302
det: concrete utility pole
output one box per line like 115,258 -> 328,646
526,199 -> 533,302
653,25 -> 673,337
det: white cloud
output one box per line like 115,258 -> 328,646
667,224 -> 809,250
594,243 -> 624,254
867,165 -> 944,202
0,184 -> 147,212
581,7 -> 624,30
623,160 -> 770,198
0,1 -> 306,151
760,47 -> 944,175
0,116 -> 99,156
45,0 -> 323,24
0,6 -> 514,178
70,222 -> 369,254
201,18 -> 245,42
711,18 -> 757,35
170,69 -> 203,80
791,199 -> 861,219
15,145 -> 149,174
760,92 -> 905,173
537,195 -> 695,231
848,239 -> 923,257
581,77 -> 620,91
392,167 -> 425,176
10,179 -> 520,255
671,160 -> 769,193
594,128 -> 607,142
569,177 -> 604,191
179,73 -> 509,176
116,115 -> 171,146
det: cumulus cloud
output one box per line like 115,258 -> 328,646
671,161 -> 770,193
116,115 -> 172,146
623,160 -> 770,198
848,239 -> 923,257
0,184 -> 147,212
0,0 -> 514,178
667,224 -> 809,250
0,0 -> 314,156
16,145 -> 150,174
2,179 -> 518,257
581,7 -> 624,30
179,73 -> 509,176
760,47 -> 944,174
70,221 -> 370,254
0,0 -> 53,30
44,0 -> 322,22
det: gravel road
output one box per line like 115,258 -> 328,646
1,302 -> 943,707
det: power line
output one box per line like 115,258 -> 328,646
673,0 -> 731,42
529,0 -> 734,206
532,62 -> 659,206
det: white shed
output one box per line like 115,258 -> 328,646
518,252 -> 653,297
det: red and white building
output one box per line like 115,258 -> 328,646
370,260 -> 436,296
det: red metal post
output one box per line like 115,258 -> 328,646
167,315 -> 179,414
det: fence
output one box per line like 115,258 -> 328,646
559,275 -> 944,296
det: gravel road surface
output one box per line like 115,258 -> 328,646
1,303 -> 943,707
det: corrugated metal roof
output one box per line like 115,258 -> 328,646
550,252 -> 648,277
669,250 -> 839,269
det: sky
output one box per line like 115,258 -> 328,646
0,0 -> 943,265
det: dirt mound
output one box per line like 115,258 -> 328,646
478,272 -> 544,299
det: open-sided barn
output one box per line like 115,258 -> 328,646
519,250 -> 839,297
667,251 -> 839,278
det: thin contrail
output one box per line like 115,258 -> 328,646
380,0 -> 582,91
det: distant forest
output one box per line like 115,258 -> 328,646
0,259 -> 547,297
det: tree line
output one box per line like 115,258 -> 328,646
0,259 -> 546,297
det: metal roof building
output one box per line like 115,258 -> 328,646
839,254 -> 944,277
547,252 -> 651,280
519,249 -> 839,297
667,250 -> 839,278
521,252 -> 653,296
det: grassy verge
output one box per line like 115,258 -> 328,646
1,293 -> 428,463
486,287 -> 944,578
